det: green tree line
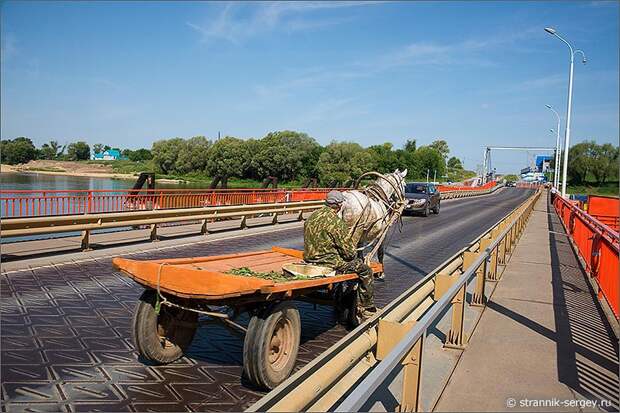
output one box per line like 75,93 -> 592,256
1,132 -> 478,185
4,133 -> 616,187
0,138 -> 152,164
149,132 -> 461,184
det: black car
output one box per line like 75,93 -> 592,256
506,181 -> 517,187
404,182 -> 440,216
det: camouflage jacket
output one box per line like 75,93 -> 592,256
304,206 -> 357,268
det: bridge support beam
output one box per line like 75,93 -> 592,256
80,230 -> 91,251
150,224 -> 159,242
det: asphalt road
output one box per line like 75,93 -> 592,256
0,188 -> 534,412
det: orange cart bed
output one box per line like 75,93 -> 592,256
113,246 -> 382,301
112,246 -> 382,390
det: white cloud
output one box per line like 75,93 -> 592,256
249,26 -> 546,104
187,1 -> 382,44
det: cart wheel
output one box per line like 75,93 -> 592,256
132,290 -> 198,364
243,302 -> 301,390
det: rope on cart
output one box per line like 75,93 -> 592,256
154,262 -> 169,315
153,264 -> 246,332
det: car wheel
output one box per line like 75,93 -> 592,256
422,203 -> 429,217
433,203 -> 440,215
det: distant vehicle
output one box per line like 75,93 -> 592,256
506,181 -> 517,187
404,182 -> 440,216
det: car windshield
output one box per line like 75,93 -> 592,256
405,184 -> 427,194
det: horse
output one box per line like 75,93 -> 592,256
338,169 -> 407,274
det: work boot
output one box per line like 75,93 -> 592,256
358,306 -> 378,322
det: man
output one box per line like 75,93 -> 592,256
304,190 -> 376,320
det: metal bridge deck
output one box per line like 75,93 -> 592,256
1,189 -> 533,412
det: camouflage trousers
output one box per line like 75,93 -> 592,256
336,258 -> 374,309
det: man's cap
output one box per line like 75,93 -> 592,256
326,190 -> 345,206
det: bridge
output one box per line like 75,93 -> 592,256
0,185 -> 617,412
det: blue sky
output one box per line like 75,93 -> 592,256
1,1 -> 618,172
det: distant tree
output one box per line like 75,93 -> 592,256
447,156 -> 463,169
567,141 -> 597,184
151,138 -> 185,174
367,143 -> 399,174
503,174 -> 519,182
430,139 -> 450,160
413,146 -> 446,179
404,139 -> 417,153
205,137 -> 249,178
40,140 -> 62,160
175,136 -> 211,174
242,138 -> 262,180
1,137 -> 38,164
67,141 -> 91,161
93,143 -> 104,155
252,131 -> 320,181
40,144 -> 55,160
124,148 -> 152,162
103,145 -> 111,151
591,143 -> 618,185
317,141 -> 375,184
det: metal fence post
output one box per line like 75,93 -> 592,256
87,190 -> 93,214
399,335 -> 424,412
471,255 -> 488,307
445,282 -> 467,349
200,219 -> 208,235
498,236 -> 507,265
240,215 -> 248,230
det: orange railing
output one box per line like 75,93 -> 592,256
436,181 -> 497,192
553,193 -> 619,318
0,188 -> 331,218
1,181 -> 503,219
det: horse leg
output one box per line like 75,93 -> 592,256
375,242 -> 386,281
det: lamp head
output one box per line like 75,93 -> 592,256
582,57 -> 587,64
544,27 -> 557,35
550,129 -> 555,133
545,104 -> 552,109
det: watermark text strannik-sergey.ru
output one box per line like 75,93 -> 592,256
506,397 -> 615,409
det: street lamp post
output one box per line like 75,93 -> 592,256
544,27 -> 586,197
545,104 -> 561,189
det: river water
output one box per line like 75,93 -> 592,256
1,172 -> 208,191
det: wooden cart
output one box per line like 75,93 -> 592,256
112,246 -> 382,389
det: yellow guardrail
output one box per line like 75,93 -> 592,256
1,200 -> 325,250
